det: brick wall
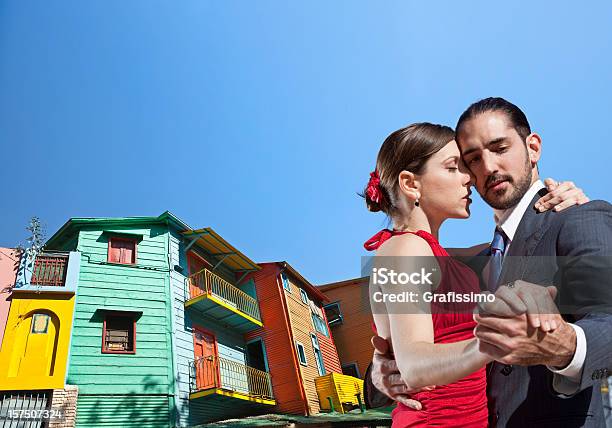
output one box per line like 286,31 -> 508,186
49,385 -> 78,428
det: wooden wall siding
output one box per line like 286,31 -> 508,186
283,277 -> 324,415
316,331 -> 342,375
169,230 -> 193,427
320,280 -> 373,378
245,265 -> 307,416
75,394 -> 171,428
67,225 -> 174,427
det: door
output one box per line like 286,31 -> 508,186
187,252 -> 208,299
193,327 -> 218,391
8,313 -> 59,379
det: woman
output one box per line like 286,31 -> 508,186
363,123 -> 587,427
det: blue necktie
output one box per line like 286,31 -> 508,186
488,227 -> 508,292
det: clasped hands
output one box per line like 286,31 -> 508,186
371,280 -> 577,409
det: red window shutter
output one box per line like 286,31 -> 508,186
120,241 -> 135,264
109,238 -> 136,264
109,239 -> 122,263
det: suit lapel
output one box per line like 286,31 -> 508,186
498,188 -> 551,285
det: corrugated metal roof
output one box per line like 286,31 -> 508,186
182,227 -> 260,272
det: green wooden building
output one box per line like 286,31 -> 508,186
45,212 -> 275,427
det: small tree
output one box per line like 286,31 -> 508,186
13,216 -> 46,290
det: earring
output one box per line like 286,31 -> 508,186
415,199 -> 420,207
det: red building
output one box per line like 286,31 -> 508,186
246,261 -> 342,415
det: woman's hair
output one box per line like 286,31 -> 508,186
364,122 -> 455,214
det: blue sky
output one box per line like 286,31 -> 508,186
1,1 -> 611,284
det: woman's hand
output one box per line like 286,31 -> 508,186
534,178 -> 589,212
479,281 -> 560,333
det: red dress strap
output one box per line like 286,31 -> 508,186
363,229 -> 409,251
364,228 -> 443,253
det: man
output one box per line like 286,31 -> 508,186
364,97 -> 612,427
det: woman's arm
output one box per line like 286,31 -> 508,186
374,233 -> 491,391
389,315 -> 489,390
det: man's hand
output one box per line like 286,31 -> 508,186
474,313 -> 576,367
370,335 -> 434,410
474,281 -> 577,367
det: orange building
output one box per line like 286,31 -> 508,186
318,277 -> 373,379
245,261 -> 342,415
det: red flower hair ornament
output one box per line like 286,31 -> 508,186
366,170 -> 384,204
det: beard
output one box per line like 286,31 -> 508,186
481,158 -> 533,210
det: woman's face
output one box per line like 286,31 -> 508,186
417,140 -> 474,220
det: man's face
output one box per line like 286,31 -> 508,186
456,111 -> 534,210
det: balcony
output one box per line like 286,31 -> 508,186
189,355 -> 275,420
13,251 -> 80,294
31,253 -> 68,286
185,268 -> 262,333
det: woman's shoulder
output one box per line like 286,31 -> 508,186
376,232 -> 435,257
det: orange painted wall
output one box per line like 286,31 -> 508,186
245,264 -> 308,415
0,248 -> 19,351
319,277 -> 373,378
317,330 -> 342,375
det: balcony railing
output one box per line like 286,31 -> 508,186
190,355 -> 274,401
187,268 -> 261,321
30,253 -> 69,287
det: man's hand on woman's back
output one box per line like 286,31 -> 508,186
370,335 -> 435,410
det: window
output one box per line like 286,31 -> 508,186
342,362 -> 361,378
300,288 -> 308,304
281,273 -> 291,292
324,302 -> 343,326
31,314 -> 50,334
247,339 -> 268,372
296,342 -> 307,366
311,312 -> 329,337
108,237 -> 137,264
311,334 -> 325,376
102,313 -> 136,354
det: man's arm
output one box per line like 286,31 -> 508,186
556,201 -> 612,392
475,201 -> 612,393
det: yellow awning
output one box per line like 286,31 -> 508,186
182,227 -> 260,272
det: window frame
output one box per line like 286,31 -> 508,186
31,313 -> 50,334
342,362 -> 361,378
311,312 -> 329,337
310,333 -> 326,376
295,341 -> 308,366
281,272 -> 291,293
101,311 -> 137,355
107,236 -> 138,265
323,301 -> 344,326
299,288 -> 309,304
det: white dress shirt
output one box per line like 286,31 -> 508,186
488,179 -> 586,395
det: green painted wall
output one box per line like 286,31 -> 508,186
76,395 -> 171,428
65,223 -> 175,427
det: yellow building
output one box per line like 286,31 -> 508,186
0,252 -> 79,390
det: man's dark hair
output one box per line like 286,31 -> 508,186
456,97 -> 532,142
